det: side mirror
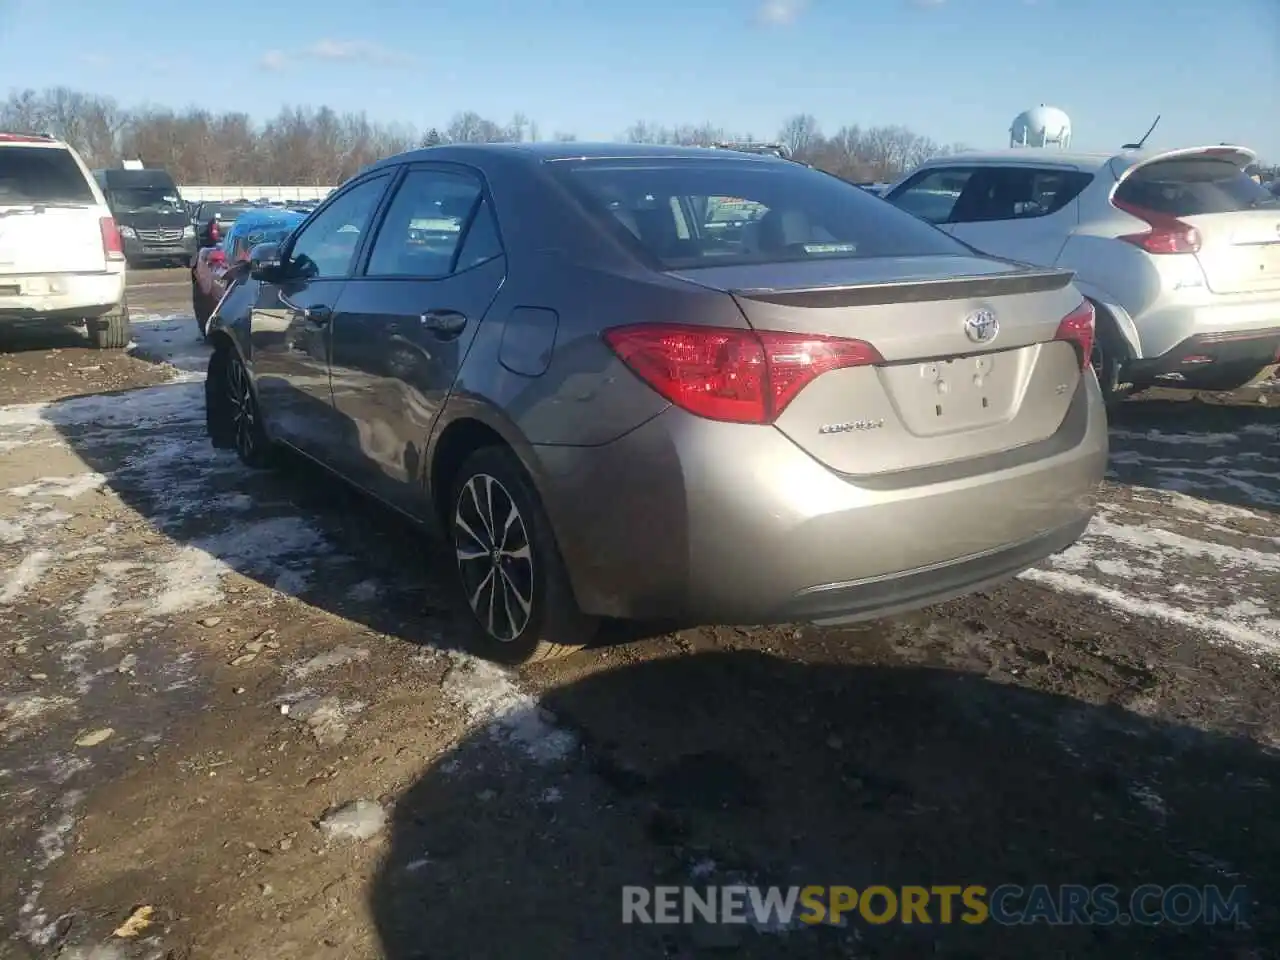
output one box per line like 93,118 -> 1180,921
248,242 -> 284,282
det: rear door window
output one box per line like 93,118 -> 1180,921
0,146 -> 95,204
552,157 -> 967,269
1116,158 -> 1278,215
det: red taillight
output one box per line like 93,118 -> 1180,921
603,323 -> 883,424
1054,300 -> 1096,372
1112,197 -> 1201,255
207,249 -> 226,267
209,221 -> 221,243
99,217 -> 124,262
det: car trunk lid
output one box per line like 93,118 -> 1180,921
671,255 -> 1087,476
0,205 -> 107,275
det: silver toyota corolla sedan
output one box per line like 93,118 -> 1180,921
204,143 -> 1108,665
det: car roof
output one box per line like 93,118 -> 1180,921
916,144 -> 1258,175
917,148 -> 1117,171
0,134 -> 68,150
366,141 -> 788,172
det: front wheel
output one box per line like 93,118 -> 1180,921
450,446 -> 597,665
206,347 -> 274,468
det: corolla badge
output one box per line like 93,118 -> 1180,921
963,308 -> 999,344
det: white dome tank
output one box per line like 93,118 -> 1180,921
1010,106 -> 1072,148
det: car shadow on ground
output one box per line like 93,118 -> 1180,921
43,376 -> 678,659
1100,394 -> 1279,515
0,322 -> 96,353
371,650 -> 1280,960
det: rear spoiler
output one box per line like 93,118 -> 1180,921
1109,144 -> 1257,184
732,267 -> 1075,309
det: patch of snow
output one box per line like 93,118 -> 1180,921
289,644 -> 370,679
0,381 -> 204,431
440,652 -> 576,763
346,578 -> 381,602
1021,568 -> 1279,653
317,799 -> 386,842
5,474 -> 107,500
0,549 -> 53,603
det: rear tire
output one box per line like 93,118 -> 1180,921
449,446 -> 597,666
87,299 -> 130,350
1089,303 -> 1136,408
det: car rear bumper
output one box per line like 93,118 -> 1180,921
533,375 -> 1108,624
1135,295 -> 1280,360
124,236 -> 196,261
1129,327 -> 1280,380
0,270 -> 125,320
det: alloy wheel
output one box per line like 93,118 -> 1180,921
453,473 -> 534,642
225,358 -> 257,461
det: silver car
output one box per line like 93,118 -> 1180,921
885,146 -> 1280,400
204,143 -> 1108,665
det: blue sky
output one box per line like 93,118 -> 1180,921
1,0 -> 1277,159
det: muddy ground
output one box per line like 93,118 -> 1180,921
0,267 -> 1278,959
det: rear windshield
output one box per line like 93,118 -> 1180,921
0,146 -> 95,205
203,203 -> 256,221
550,158 -> 968,269
1116,158 -> 1278,215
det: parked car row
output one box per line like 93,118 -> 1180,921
879,144 -> 1280,400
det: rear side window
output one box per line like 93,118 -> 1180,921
551,158 -> 967,269
896,167 -> 1093,224
1115,158 -> 1278,215
0,146 -> 95,204
204,203 -> 256,221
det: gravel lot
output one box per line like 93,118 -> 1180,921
1,267 -> 1278,959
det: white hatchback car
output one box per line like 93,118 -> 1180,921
0,133 -> 129,348
885,145 -> 1280,401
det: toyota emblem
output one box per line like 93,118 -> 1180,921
963,308 -> 999,344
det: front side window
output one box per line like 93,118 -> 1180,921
287,175 -> 389,280
0,146 -> 95,204
552,158 -> 967,269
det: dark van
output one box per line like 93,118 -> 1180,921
93,167 -> 197,267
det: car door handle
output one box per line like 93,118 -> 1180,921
279,294 -> 331,326
420,309 -> 468,339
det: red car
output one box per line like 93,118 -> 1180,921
190,209 -> 304,337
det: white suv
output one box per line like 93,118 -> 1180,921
885,145 -> 1280,401
0,133 -> 129,348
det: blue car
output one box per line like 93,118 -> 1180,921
192,209 -> 306,336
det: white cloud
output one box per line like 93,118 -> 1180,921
756,0 -> 808,25
257,39 -> 411,71
258,49 -> 289,71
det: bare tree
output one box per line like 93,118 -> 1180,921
0,86 -> 950,186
